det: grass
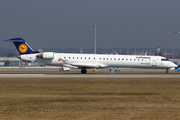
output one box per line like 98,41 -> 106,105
0,78 -> 180,119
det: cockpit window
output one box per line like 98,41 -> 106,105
161,59 -> 169,61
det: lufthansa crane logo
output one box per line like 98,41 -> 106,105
19,44 -> 28,53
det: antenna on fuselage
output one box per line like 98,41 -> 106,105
145,51 -> 147,56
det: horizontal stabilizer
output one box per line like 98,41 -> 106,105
3,38 -> 24,42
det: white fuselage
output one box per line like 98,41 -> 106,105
19,52 -> 177,69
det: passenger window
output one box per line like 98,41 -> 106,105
99,58 -> 101,60
69,57 -> 71,59
118,58 -> 120,60
103,58 -> 105,60
85,57 -> 86,59
107,58 -> 108,60
114,58 -> 116,60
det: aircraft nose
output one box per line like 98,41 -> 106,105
172,63 -> 177,68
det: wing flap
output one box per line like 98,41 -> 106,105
70,63 -> 100,68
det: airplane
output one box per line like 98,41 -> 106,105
4,38 -> 177,74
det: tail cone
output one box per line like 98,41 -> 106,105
17,55 -> 21,59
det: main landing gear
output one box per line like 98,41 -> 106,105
81,68 -> 87,74
166,69 -> 169,74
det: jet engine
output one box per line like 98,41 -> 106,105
37,52 -> 54,59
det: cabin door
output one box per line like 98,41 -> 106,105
152,59 -> 157,66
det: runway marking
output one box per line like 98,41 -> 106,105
0,74 -> 180,78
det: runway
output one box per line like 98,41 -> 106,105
0,73 -> 180,78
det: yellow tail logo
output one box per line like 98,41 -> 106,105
19,44 -> 28,53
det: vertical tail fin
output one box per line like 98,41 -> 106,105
3,38 -> 40,55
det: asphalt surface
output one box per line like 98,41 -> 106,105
0,73 -> 180,78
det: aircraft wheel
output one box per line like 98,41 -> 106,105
166,69 -> 168,74
81,69 -> 87,74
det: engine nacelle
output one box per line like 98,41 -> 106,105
37,52 -> 54,59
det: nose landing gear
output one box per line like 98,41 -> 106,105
166,69 -> 168,74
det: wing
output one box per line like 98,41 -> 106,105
59,58 -> 107,69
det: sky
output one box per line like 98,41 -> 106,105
1,0 -> 180,50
